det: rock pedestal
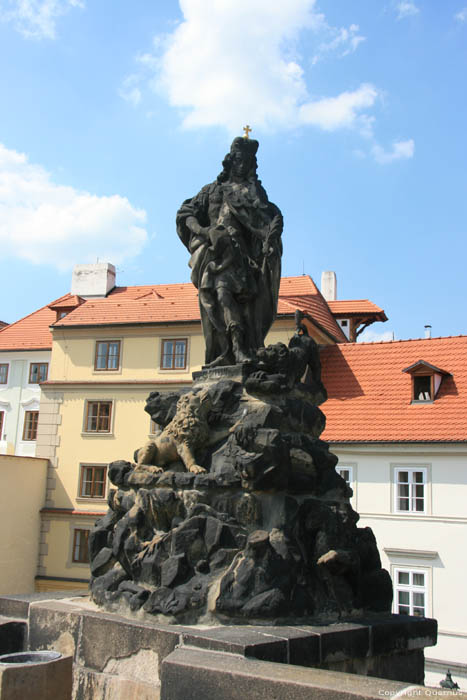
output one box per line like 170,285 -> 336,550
89,344 -> 392,625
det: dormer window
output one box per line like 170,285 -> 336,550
413,375 -> 432,402
402,360 -> 451,404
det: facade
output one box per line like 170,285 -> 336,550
0,303 -> 56,456
321,336 -> 467,688
0,454 -> 48,593
37,272 -> 366,590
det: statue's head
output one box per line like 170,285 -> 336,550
218,137 -> 259,182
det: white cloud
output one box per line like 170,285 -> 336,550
299,84 -> 378,131
314,23 -> 366,63
0,0 -> 84,39
134,0 -> 374,133
455,7 -> 467,22
118,75 -> 142,107
371,139 -> 415,164
0,143 -> 147,271
395,1 -> 420,20
358,329 -> 395,343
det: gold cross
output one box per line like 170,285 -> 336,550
243,124 -> 252,139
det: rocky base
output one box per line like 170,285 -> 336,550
89,348 -> 393,624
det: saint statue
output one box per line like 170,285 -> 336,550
176,137 -> 283,367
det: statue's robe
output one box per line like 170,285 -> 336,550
176,176 -> 283,366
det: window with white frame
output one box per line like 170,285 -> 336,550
0,364 -> 8,384
336,465 -> 353,487
394,468 -> 426,513
394,568 -> 427,617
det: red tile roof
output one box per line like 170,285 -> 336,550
321,336 -> 467,443
0,277 -> 348,350
53,276 -> 348,342
0,295 -> 77,351
327,300 -> 387,320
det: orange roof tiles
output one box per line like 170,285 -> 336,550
321,336 -> 467,443
0,276 -> 347,350
48,295 -> 83,310
53,276 -> 348,342
327,300 -> 387,320
0,294 -> 74,351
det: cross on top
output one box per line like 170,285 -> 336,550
243,125 -> 252,139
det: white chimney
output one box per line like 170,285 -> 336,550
71,263 -> 116,298
424,325 -> 432,339
321,271 -> 337,301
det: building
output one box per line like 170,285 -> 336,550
0,454 -> 48,594
321,336 -> 467,688
0,300 -> 64,456
34,264 -> 386,591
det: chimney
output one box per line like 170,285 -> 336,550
71,263 -> 116,298
424,325 -> 432,339
321,271 -> 337,301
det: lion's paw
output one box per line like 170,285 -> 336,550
188,464 -> 206,474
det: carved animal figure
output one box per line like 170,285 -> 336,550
136,389 -> 212,474
249,330 -> 322,393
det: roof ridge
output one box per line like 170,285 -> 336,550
349,335 -> 467,347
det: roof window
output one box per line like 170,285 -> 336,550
402,360 -> 450,404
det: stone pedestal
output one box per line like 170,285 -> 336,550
0,594 -> 437,693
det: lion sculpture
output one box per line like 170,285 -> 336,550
135,388 -> 212,475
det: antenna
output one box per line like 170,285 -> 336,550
302,260 -> 305,276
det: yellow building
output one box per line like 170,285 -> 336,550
35,264 -> 385,591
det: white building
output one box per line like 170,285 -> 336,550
322,336 -> 467,689
0,294 -> 81,456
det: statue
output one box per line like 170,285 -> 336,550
88,136 -> 393,625
176,137 -> 283,367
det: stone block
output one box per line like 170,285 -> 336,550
74,666 -> 161,700
182,626 -> 288,662
77,610 -> 180,676
160,646 -> 437,700
306,622 -> 370,663
0,652 -> 72,700
35,445 -> 55,459
357,614 -> 437,656
28,601 -> 83,658
0,593 -> 84,619
36,424 -> 57,437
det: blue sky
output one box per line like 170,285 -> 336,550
0,0 -> 466,342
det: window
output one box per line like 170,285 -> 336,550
79,465 -> 107,498
29,363 -> 48,384
23,411 -> 39,440
161,338 -> 187,370
84,401 -> 112,433
95,341 -> 121,371
0,364 -> 8,384
72,529 -> 90,563
0,411 -> 4,439
149,419 -> 160,435
394,568 -> 427,617
336,465 -> 353,487
395,468 -> 426,513
413,375 -> 432,402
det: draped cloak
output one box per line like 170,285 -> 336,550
176,176 -> 283,366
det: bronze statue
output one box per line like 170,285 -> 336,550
176,137 -> 283,367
